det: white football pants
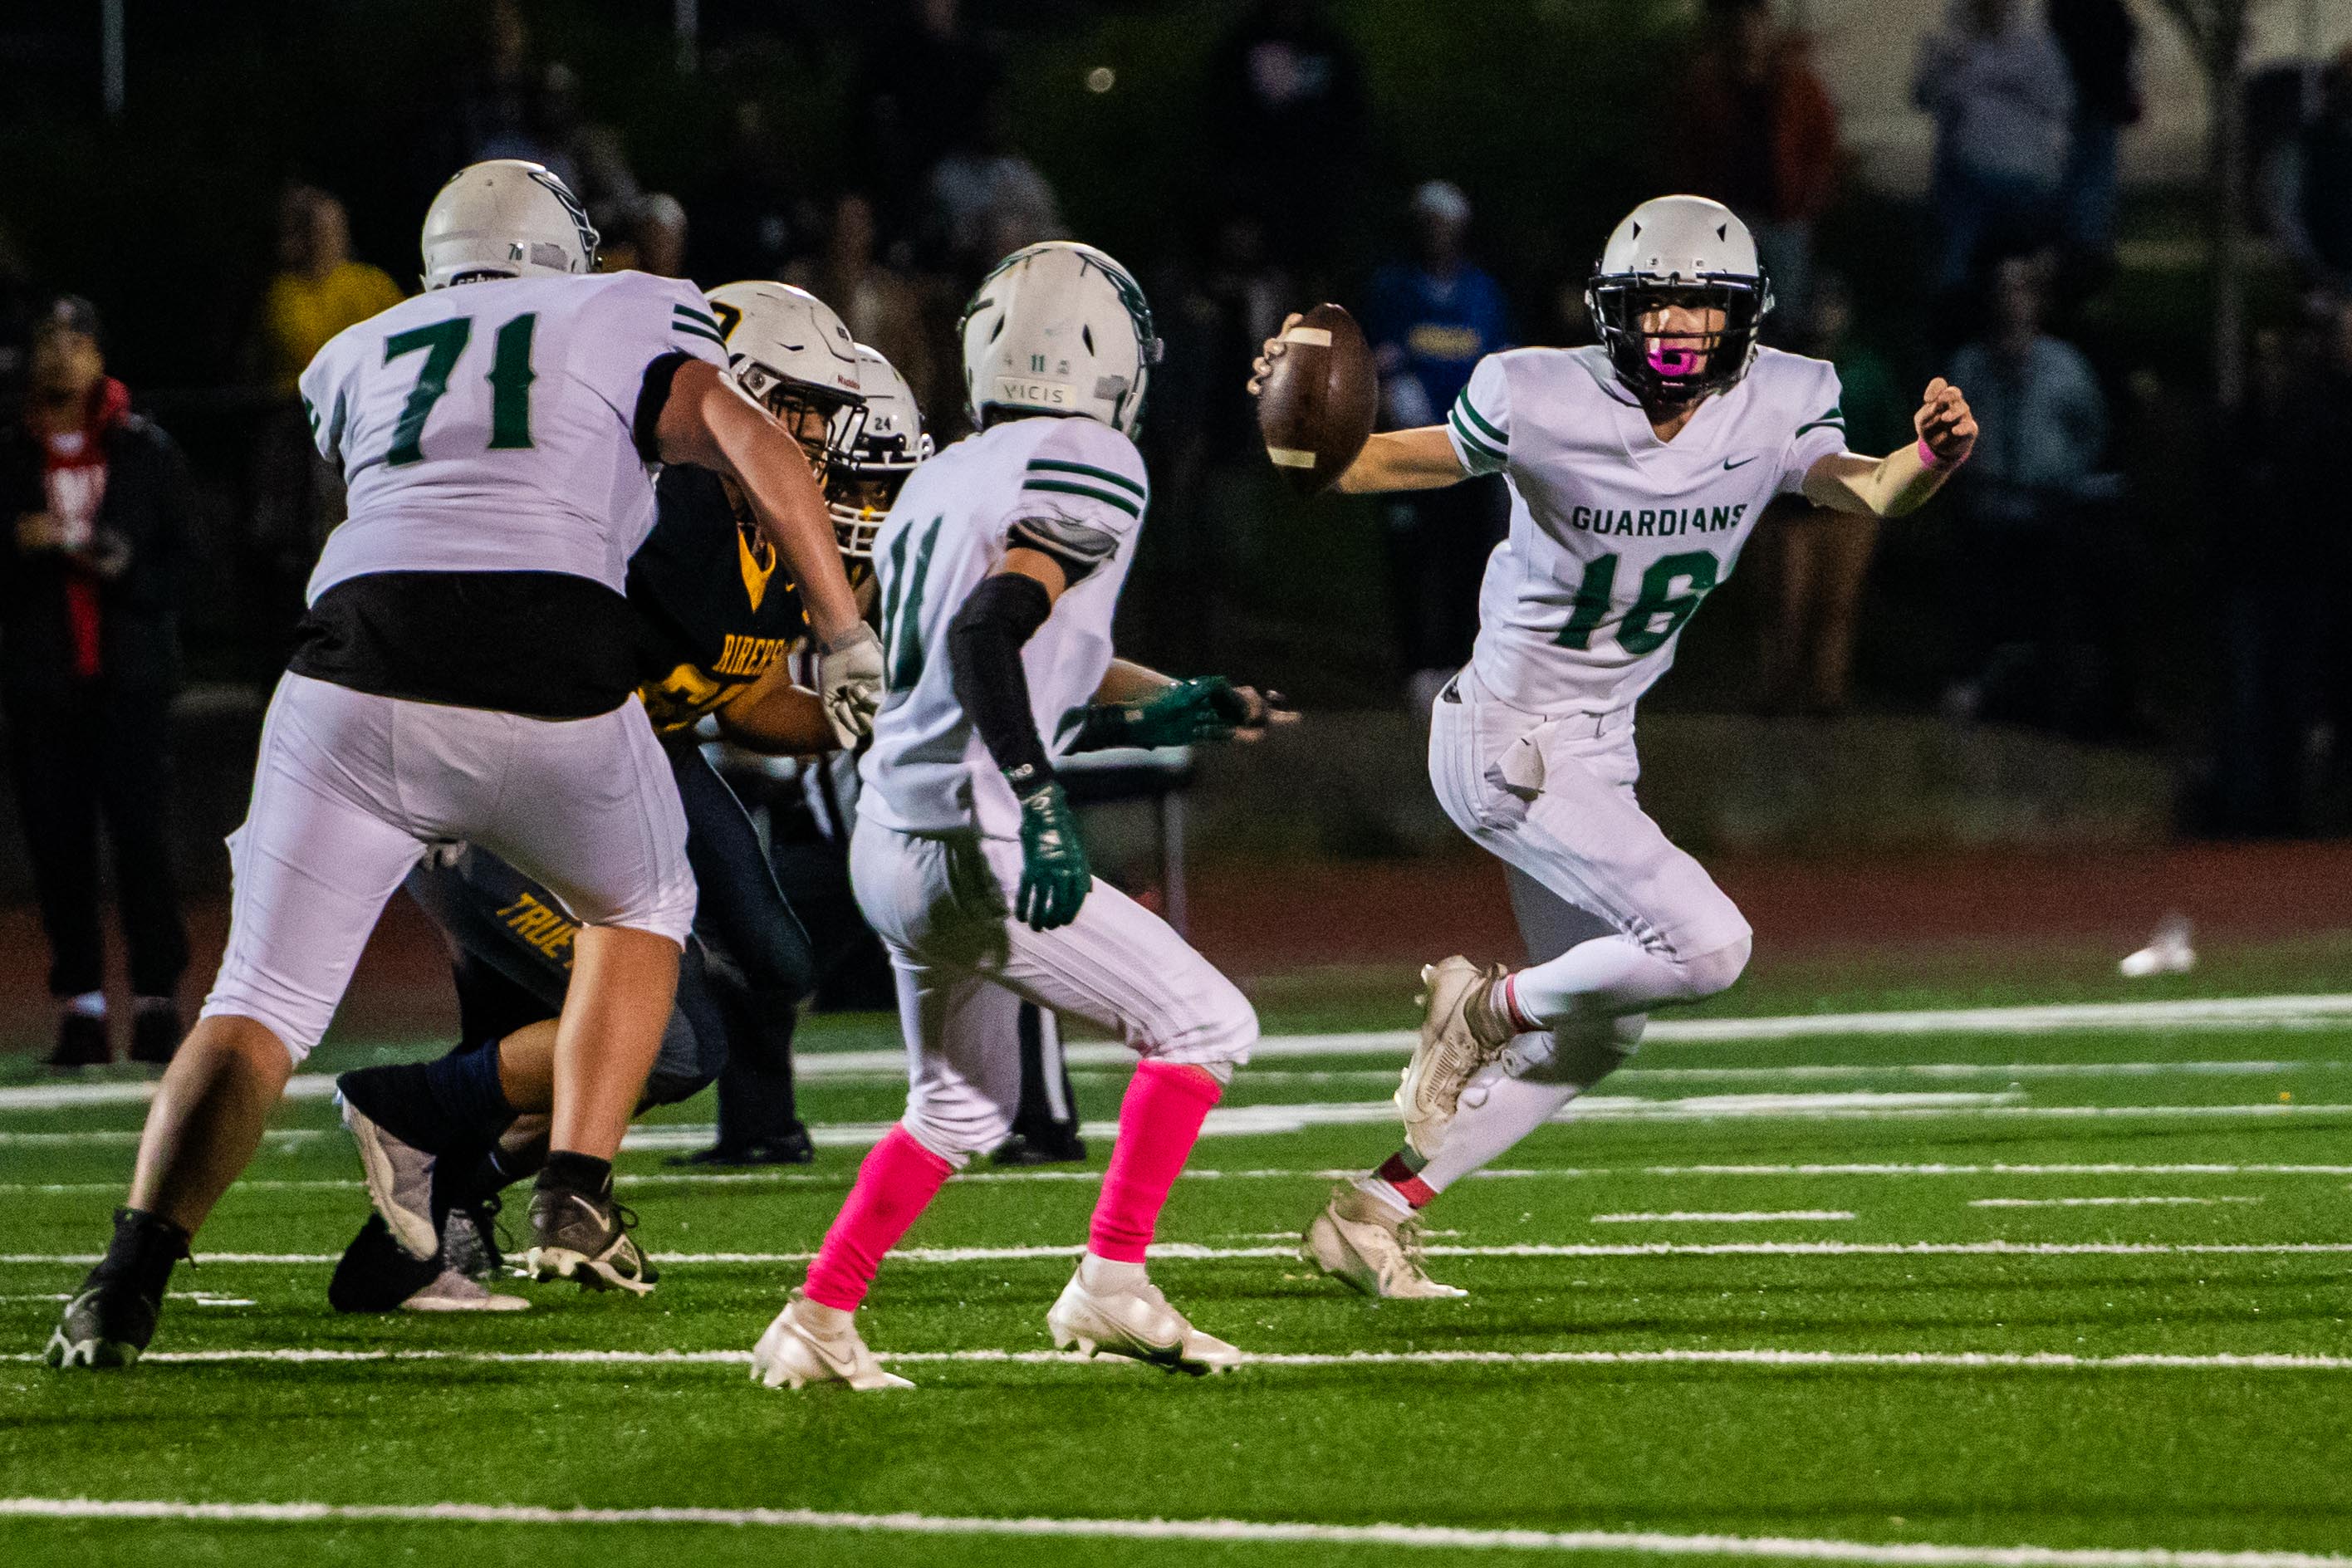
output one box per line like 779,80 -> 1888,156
202,672 -> 693,1061
849,821 -> 1257,1164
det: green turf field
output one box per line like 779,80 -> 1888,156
4,951 -> 2350,1567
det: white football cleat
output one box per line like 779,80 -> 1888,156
1304,1185 -> 1468,1300
751,1290 -> 913,1392
1046,1261 -> 1242,1375
401,1267 -> 529,1313
1396,956 -> 1512,1158
337,1091 -> 439,1261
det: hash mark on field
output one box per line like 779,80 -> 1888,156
1591,1211 -> 1858,1224
1967,1197 -> 2261,1208
2,1495 -> 2348,1567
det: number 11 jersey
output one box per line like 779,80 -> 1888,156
299,270 -> 728,600
1446,344 -> 1850,716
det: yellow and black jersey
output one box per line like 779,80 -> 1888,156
628,464 -> 809,736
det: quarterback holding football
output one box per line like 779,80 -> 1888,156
1254,194 -> 1977,1297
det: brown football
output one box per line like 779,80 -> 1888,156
1256,301 -> 1378,496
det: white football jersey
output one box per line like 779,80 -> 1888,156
299,270 -> 728,601
1447,345 -> 1849,713
859,416 -> 1149,839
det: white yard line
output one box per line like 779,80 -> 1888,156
4,1346 -> 2350,1374
7,1240 -> 2351,1268
1591,1211 -> 1858,1223
0,1496 -> 2345,1568
1967,1197 -> 2261,1209
11,993 -> 2352,1115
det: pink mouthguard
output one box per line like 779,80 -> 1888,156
1647,345 -> 1702,379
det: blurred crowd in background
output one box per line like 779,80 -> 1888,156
1,0 -> 2350,839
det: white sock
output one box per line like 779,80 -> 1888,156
1418,1067 -> 1584,1194
65,991 -> 105,1018
1510,933 -> 1748,1025
793,1293 -> 855,1337
1078,1252 -> 1149,1292
1350,1177 -> 1415,1219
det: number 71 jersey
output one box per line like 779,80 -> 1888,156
1449,344 -> 1849,714
298,270 -> 728,605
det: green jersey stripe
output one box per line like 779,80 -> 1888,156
1793,416 -> 1847,438
1453,394 -> 1507,448
1024,458 -> 1146,499
1022,478 -> 1142,517
673,304 -> 723,329
674,322 -> 729,349
1448,407 -> 1507,465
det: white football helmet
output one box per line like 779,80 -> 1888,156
420,159 -> 600,291
703,281 -> 867,480
958,241 -> 1159,436
1585,194 -> 1773,406
827,344 -> 932,561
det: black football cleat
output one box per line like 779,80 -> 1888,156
47,1012 -> 110,1069
992,1128 -> 1090,1167
524,1184 -> 657,1294
666,1122 -> 816,1169
46,1279 -> 159,1369
328,1213 -> 445,1314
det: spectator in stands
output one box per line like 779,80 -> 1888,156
0,297 -> 193,1067
258,187 -> 404,395
922,96 -> 1065,280
2048,0 -> 2142,280
600,194 -> 688,280
788,193 -> 937,428
1675,0 -> 1840,336
2264,47 -> 2352,299
1759,272 -> 1909,715
1942,256 -> 2111,726
1913,0 -> 2075,297
1205,0 -> 1369,277
1362,181 -> 1512,712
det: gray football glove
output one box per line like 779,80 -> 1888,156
816,624 -> 884,747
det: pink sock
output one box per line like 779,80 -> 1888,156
1089,1061 -> 1223,1262
802,1125 -> 954,1311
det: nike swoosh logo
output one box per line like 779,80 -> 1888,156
1723,456 -> 1757,470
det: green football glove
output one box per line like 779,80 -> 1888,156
1011,772 -> 1090,931
1098,677 -> 1258,750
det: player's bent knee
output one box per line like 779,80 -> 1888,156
198,986 -> 322,1066
899,1095 -> 1012,1167
1678,934 -> 1751,1002
1145,975 -> 1257,1076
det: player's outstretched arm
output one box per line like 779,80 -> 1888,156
948,550 -> 1090,931
1247,313 -> 1468,493
1065,658 -> 1294,751
1801,378 -> 1978,519
654,359 -> 882,742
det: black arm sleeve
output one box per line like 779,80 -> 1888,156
633,350 -> 698,464
947,571 -> 1056,787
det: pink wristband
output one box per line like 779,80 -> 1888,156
1918,436 -> 1966,470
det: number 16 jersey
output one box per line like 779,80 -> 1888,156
1445,344 -> 1850,715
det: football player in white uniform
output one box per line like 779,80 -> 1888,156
750,242 -> 1281,1390
47,161 -> 881,1368
1255,196 -> 1977,1298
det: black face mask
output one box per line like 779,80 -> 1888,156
1585,275 -> 1772,408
